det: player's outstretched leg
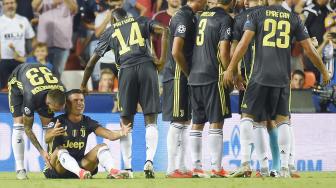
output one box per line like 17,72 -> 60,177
254,122 -> 269,178
190,124 -> 209,178
57,148 -> 92,179
12,119 -> 27,180
82,144 -> 129,179
209,123 -> 228,178
144,114 -> 159,179
120,117 -> 134,178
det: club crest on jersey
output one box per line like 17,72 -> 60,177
24,107 -> 31,115
80,127 -> 86,137
177,25 -> 186,34
226,28 -> 231,36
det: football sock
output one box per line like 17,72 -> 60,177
12,124 -> 25,171
58,149 -> 82,177
253,124 -> 269,170
278,122 -> 290,169
177,125 -> 188,171
288,124 -> 296,169
120,132 -> 132,169
145,124 -> 158,162
97,145 -> 116,172
167,123 -> 183,173
268,127 -> 280,171
208,128 -> 223,171
240,118 -> 254,164
190,130 -> 202,169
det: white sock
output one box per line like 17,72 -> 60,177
97,145 -> 116,172
145,124 -> 158,162
209,128 -> 223,171
240,118 -> 254,164
289,124 -> 296,169
190,130 -> 202,169
12,124 -> 25,171
253,124 -> 269,170
167,123 -> 183,173
278,122 -> 290,169
177,125 -> 188,171
58,149 -> 82,177
120,132 -> 132,169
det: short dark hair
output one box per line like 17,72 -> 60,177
47,89 -> 66,105
66,89 -> 84,101
292,70 -> 305,79
218,0 -> 232,5
111,8 -> 128,21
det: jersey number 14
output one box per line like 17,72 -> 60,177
262,18 -> 290,48
112,22 -> 145,55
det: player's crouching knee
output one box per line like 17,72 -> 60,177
96,144 -> 110,156
56,147 -> 69,160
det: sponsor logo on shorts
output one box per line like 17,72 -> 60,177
24,107 -> 31,115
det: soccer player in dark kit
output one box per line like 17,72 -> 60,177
224,0 -> 330,177
43,89 -> 131,179
188,0 -> 233,178
81,8 -> 168,178
8,63 -> 65,179
162,0 -> 207,178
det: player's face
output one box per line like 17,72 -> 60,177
3,0 -> 17,16
68,93 -> 85,115
99,74 -> 114,92
291,74 -> 305,89
168,0 -> 181,9
34,47 -> 48,62
196,0 -> 207,11
48,102 -> 65,113
207,0 -> 217,9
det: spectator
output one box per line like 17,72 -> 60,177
138,0 -> 153,17
123,0 -> 147,17
291,70 -> 306,89
317,32 -> 336,85
0,1 -> 3,16
152,0 -> 180,59
17,0 -> 34,22
207,0 -> 217,9
32,0 -> 78,79
26,42 -> 53,70
0,0 -> 35,89
98,68 -> 115,93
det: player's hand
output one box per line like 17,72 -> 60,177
321,71 -> 331,86
40,150 -> 52,169
234,74 -> 246,91
120,123 -> 132,137
223,69 -> 234,89
50,119 -> 66,137
80,85 -> 89,95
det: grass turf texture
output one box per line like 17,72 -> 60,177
1,172 -> 336,188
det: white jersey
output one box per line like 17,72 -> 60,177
0,14 -> 35,59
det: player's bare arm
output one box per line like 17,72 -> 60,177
81,53 -> 100,93
300,38 -> 331,85
23,115 -> 52,168
94,123 -> 131,141
223,30 -> 255,88
152,24 -> 169,71
172,37 -> 189,76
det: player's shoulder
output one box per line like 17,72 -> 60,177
172,5 -> 193,21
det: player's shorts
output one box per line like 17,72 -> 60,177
118,62 -> 160,117
7,76 -> 54,118
190,82 -> 232,124
241,80 -> 290,121
162,73 -> 191,122
43,163 -> 98,179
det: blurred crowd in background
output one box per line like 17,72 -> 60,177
0,0 -> 335,106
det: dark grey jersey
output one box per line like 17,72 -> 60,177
244,4 -> 309,87
189,8 -> 233,85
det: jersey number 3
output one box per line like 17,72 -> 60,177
262,19 -> 290,48
26,67 -> 58,86
196,19 -> 207,46
112,22 -> 145,55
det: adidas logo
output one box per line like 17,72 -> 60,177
241,104 -> 248,109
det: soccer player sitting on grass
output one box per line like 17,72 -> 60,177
43,89 -> 131,179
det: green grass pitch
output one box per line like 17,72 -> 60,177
1,172 -> 336,188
